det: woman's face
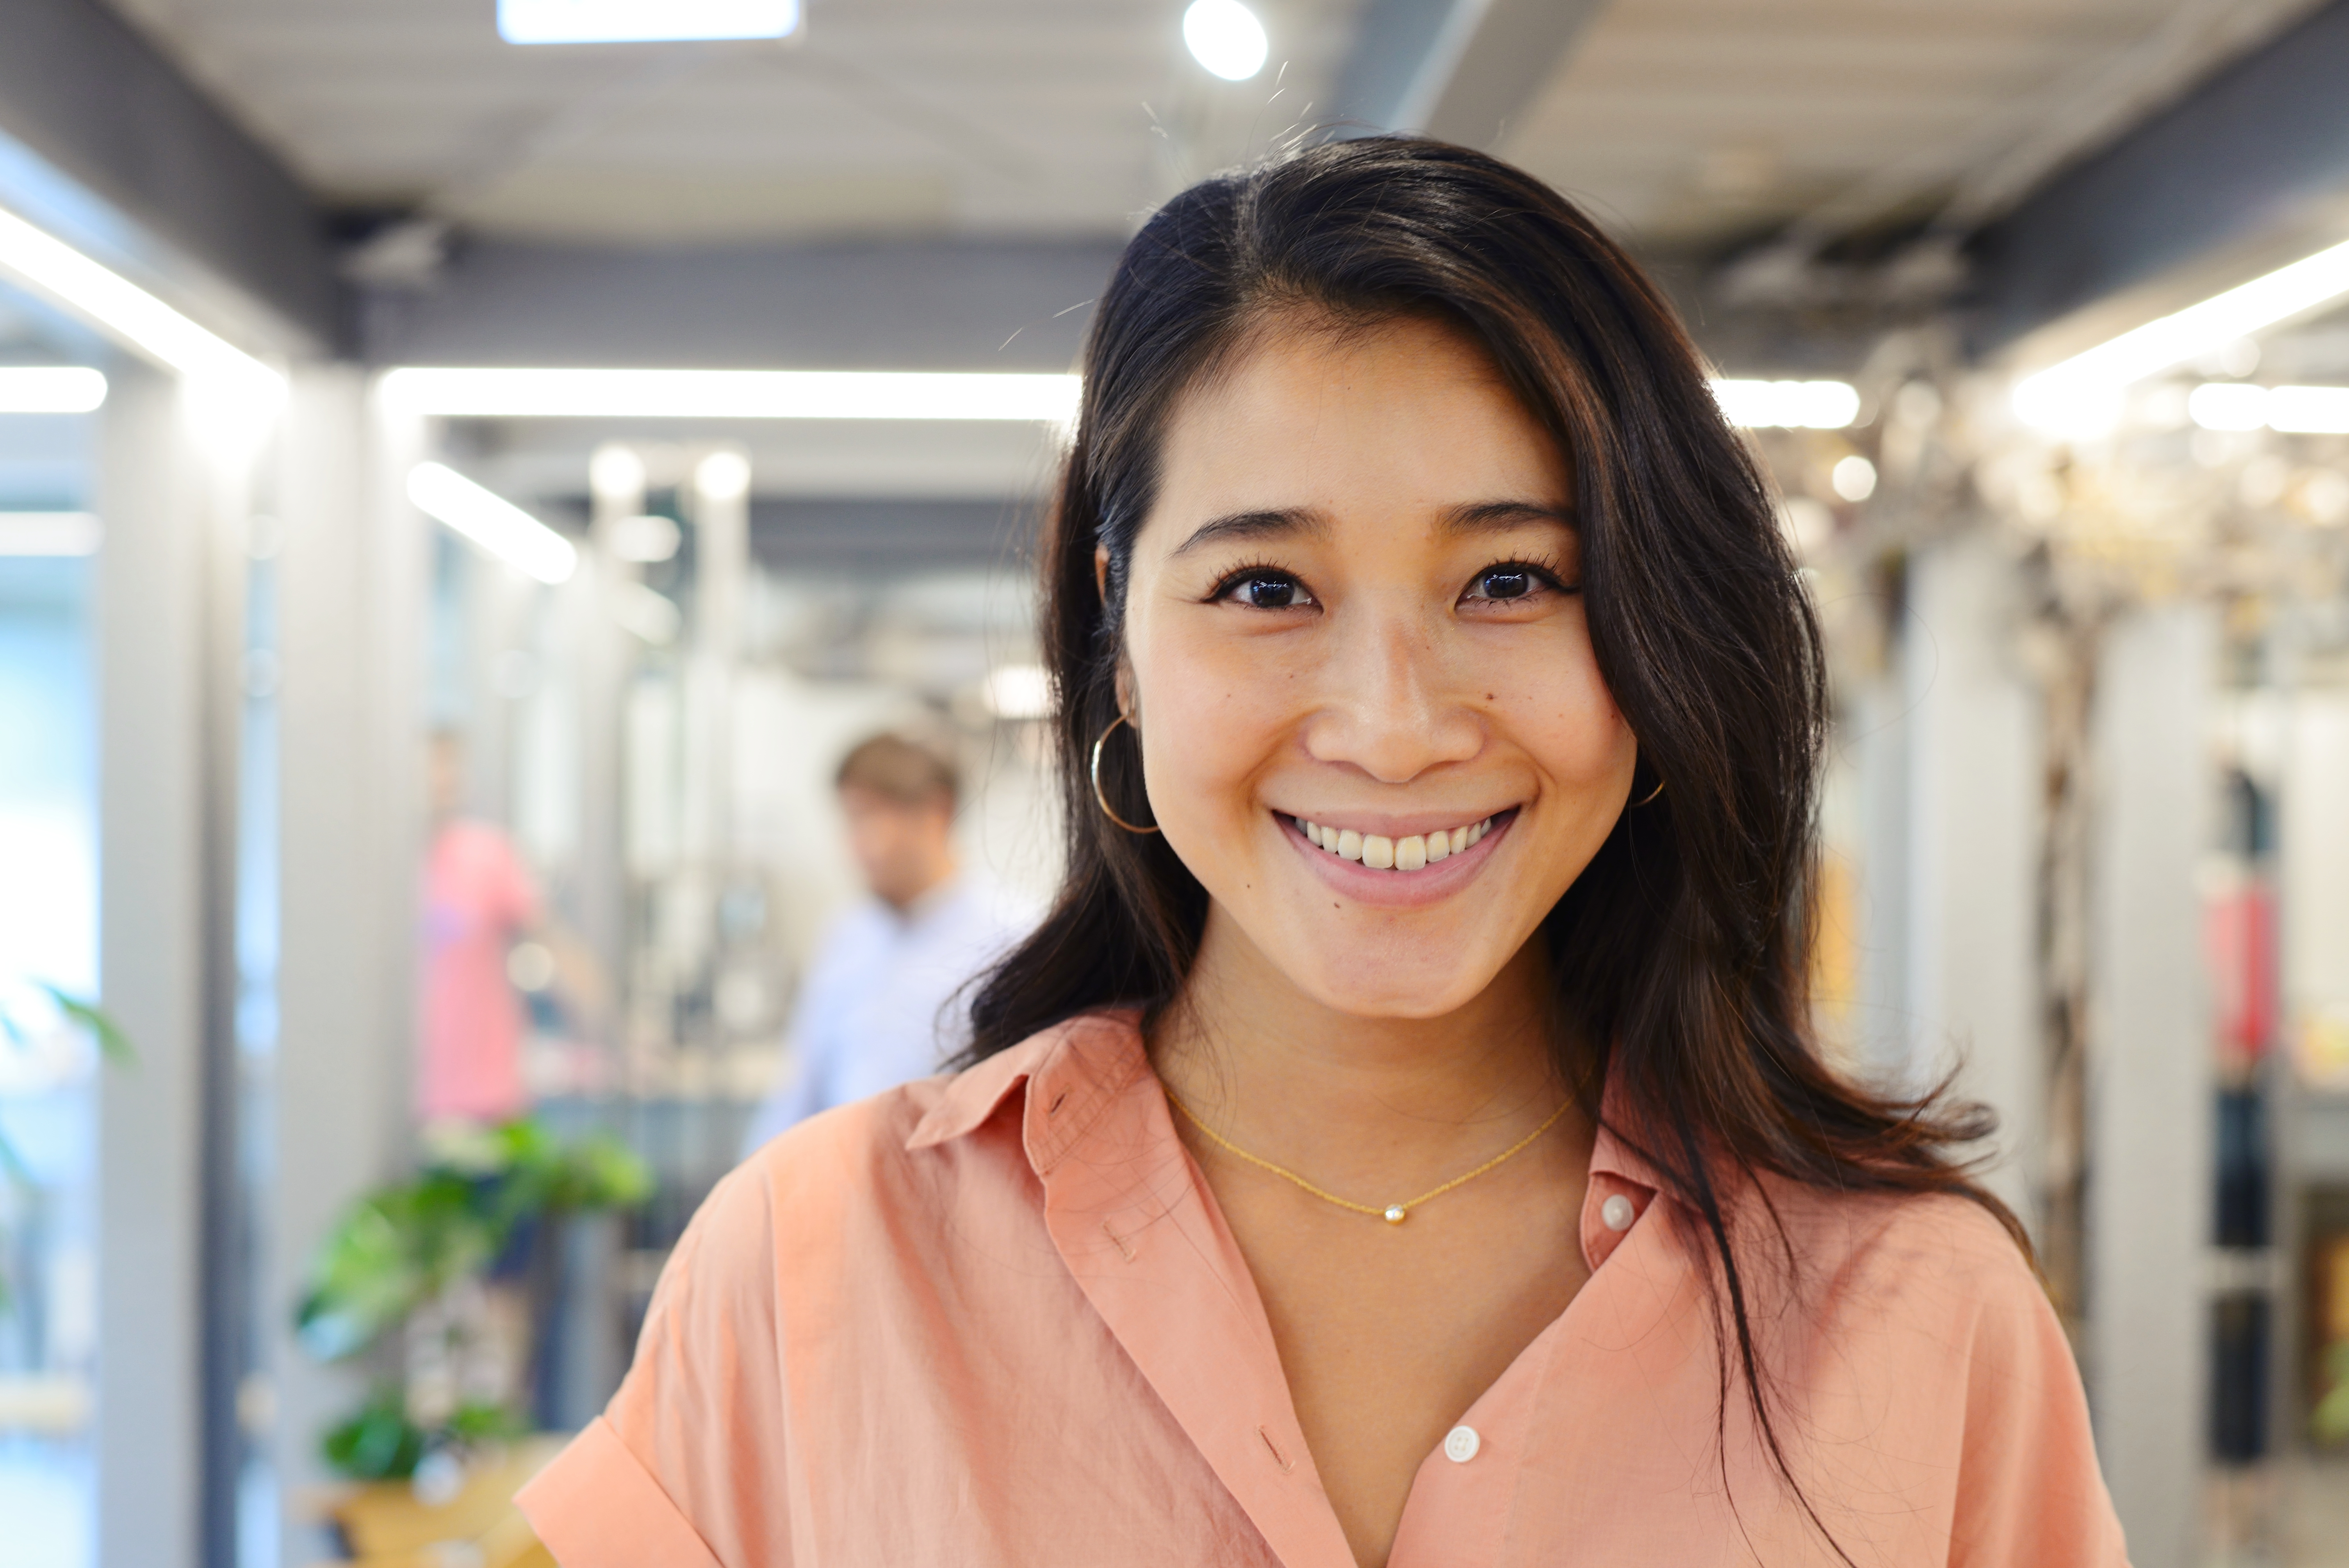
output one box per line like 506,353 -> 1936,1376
1117,314 -> 1638,1019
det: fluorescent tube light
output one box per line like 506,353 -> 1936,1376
2016,235 -> 2349,433
1708,379 -> 1860,429
0,367 -> 106,414
406,462 -> 579,584
2187,383 -> 2269,432
382,368 -> 1081,422
610,514 -> 681,563
0,512 -> 100,557
2267,385 -> 2349,435
499,0 -> 799,44
0,205 -> 279,399
1184,0 -> 1269,82
611,580 -> 682,645
2188,383 -> 2349,435
981,664 -> 1052,721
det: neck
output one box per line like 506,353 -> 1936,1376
881,856 -> 959,912
1153,905 -> 1572,1195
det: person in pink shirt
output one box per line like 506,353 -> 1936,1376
522,138 -> 2127,1566
418,733 -> 542,1125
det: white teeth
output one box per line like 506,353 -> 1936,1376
1291,813 -> 1501,871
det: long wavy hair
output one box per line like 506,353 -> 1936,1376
965,135 -> 2021,1544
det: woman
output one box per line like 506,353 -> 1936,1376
520,138 -> 2125,1567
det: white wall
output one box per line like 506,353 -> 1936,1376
1848,536 -> 2044,1222
1903,536 -> 2045,1223
2088,602 -> 2215,1568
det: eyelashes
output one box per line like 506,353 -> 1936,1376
1204,558 -> 1308,606
1203,553 -> 1580,606
1471,552 -> 1576,598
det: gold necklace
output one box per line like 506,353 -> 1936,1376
1164,1089 -> 1572,1224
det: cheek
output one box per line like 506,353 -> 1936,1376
1130,621 -> 1296,829
1486,627 -> 1634,780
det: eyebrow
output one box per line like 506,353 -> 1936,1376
1169,507 -> 1326,557
1167,498 -> 1573,558
1444,499 -> 1576,533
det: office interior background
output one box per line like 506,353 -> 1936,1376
5,0 -> 2349,1563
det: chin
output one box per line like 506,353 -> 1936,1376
1295,958 -> 1496,1022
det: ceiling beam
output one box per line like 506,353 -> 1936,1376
364,238 -> 1125,373
0,0 -> 340,355
1326,0 -> 1606,148
1971,0 -> 2349,355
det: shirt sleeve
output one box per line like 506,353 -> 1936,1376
1948,1236 -> 2130,1567
517,1164 -> 793,1568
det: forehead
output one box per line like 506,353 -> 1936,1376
1147,313 -> 1570,532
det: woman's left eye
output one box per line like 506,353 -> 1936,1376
1462,564 -> 1554,602
1218,572 -> 1314,609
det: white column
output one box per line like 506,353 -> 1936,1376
2088,602 -> 2215,1568
1902,536 -> 2045,1224
266,365 -> 424,1560
91,362 -> 228,1568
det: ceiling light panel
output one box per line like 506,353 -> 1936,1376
1184,0 -> 1269,82
0,367 -> 106,414
1709,379 -> 1860,429
406,461 -> 579,584
498,0 -> 800,45
0,205 -> 277,398
2015,235 -> 2349,434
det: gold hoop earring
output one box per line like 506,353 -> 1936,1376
1633,776 -> 1666,808
1090,715 -> 1160,834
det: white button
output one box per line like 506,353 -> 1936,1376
1442,1425 -> 1481,1463
1600,1194 -> 1636,1232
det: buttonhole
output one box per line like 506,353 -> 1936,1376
1101,1221 -> 1137,1262
1258,1425 -> 1294,1472
1048,1090 -> 1069,1116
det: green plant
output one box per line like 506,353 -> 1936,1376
324,1385 -> 529,1481
0,982 -> 132,1311
297,1117 -> 652,1363
296,1115 -> 651,1476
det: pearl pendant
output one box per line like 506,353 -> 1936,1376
1383,1205 -> 1407,1224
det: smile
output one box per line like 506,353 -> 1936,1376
1293,814 -> 1495,872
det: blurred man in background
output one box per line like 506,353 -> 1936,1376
741,732 -> 1030,1154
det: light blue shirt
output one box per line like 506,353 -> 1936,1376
741,875 -> 1032,1156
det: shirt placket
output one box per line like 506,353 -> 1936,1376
1027,1049 -> 1359,1568
1386,1161 -> 1665,1567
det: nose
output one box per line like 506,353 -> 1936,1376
1300,598 -> 1482,782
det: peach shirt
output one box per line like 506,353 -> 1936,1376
518,1011 -> 2128,1567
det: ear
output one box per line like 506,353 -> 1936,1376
1093,543 -> 1110,602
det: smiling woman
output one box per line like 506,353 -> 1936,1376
517,139 -> 2127,1568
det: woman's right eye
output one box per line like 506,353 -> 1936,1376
1218,572 -> 1315,609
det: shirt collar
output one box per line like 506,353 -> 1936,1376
903,1007 -> 1144,1158
907,1010 -> 1672,1263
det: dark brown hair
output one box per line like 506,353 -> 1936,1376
966,135 -> 2019,1544
835,732 -> 957,811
